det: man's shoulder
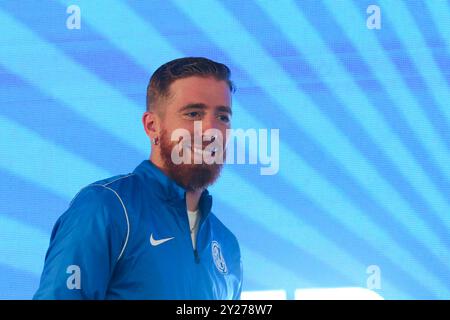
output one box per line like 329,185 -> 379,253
91,171 -> 148,198
90,172 -> 138,192
67,172 -> 139,212
53,175 -> 136,237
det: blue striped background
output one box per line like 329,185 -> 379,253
1,0 -> 450,299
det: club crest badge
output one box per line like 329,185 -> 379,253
211,241 -> 228,274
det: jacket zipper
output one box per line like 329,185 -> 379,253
193,218 -> 204,264
184,207 -> 202,264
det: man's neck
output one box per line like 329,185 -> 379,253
186,188 -> 203,212
149,156 -> 203,211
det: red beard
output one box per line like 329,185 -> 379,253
159,129 -> 223,191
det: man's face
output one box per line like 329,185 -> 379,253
158,76 -> 232,191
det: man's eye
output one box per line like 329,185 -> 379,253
218,115 -> 230,123
186,112 -> 200,118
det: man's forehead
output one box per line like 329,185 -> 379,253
170,76 -> 230,94
169,77 -> 231,107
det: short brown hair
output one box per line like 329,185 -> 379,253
146,57 -> 235,112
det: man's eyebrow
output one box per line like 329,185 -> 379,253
178,103 -> 232,116
217,105 -> 232,116
178,103 -> 207,113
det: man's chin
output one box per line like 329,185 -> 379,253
159,129 -> 223,191
167,163 -> 223,192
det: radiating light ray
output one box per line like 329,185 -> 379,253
379,0 -> 450,129
57,0 -> 180,71
0,115 -> 109,199
0,215 -> 49,276
0,264 -> 39,299
217,165 -> 435,297
0,167 -> 66,234
0,8 -> 147,155
425,1 -> 450,50
230,100 -> 450,297
255,0 -> 450,243
171,0 -> 450,282
239,244 -> 314,291
322,0 -> 450,198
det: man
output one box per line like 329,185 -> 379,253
34,57 -> 243,299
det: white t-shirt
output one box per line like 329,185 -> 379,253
187,209 -> 201,249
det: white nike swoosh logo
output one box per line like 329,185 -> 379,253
150,233 -> 175,246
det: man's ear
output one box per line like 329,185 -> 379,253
142,111 -> 160,140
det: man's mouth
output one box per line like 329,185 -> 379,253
192,146 -> 203,158
192,146 -> 217,158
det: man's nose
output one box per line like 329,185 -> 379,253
201,114 -> 220,131
198,116 -> 221,143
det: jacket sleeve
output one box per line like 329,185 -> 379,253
33,185 -> 128,300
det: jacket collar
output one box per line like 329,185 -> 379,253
133,160 -> 213,216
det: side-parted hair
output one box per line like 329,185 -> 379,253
146,57 -> 235,113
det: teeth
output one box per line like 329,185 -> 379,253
193,148 -> 205,160
192,147 -> 217,157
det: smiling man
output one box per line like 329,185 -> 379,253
34,57 -> 243,300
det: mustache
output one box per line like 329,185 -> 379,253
158,129 -> 223,191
